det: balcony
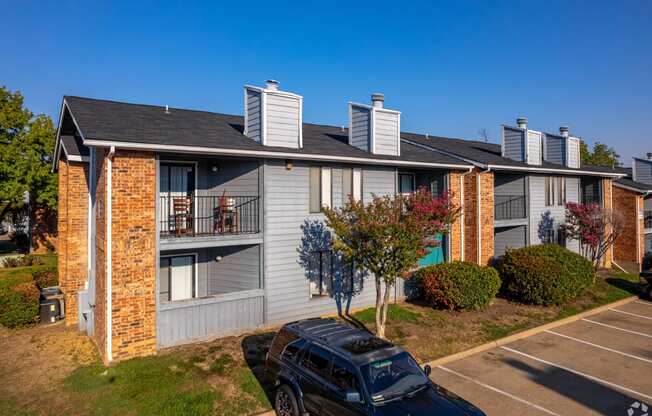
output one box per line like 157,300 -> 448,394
645,211 -> 652,229
495,195 -> 526,221
159,194 -> 260,238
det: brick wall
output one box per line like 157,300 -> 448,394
449,169 -> 494,265
109,150 -> 157,361
448,171 -> 463,261
57,158 -> 89,325
94,150 -> 108,360
613,185 -> 643,272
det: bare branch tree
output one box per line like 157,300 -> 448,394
478,128 -> 489,142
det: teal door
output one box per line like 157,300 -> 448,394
418,234 -> 445,267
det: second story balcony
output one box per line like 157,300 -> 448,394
495,195 -> 526,221
159,194 -> 260,238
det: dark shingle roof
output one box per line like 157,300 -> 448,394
60,135 -> 89,158
402,132 -> 623,176
615,178 -> 652,193
63,96 -> 469,168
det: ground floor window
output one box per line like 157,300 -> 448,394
308,250 -> 363,298
160,254 -> 197,302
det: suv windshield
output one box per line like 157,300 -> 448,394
360,352 -> 428,402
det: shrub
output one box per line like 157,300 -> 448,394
499,244 -> 594,305
1,255 -> 45,268
33,268 -> 57,289
414,262 -> 501,310
0,281 -> 40,328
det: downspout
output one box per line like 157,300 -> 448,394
106,146 -> 115,362
459,167 -> 474,261
477,168 -> 492,264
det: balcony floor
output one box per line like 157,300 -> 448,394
160,232 -> 263,251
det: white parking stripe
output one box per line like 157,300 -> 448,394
544,330 -> 652,364
437,365 -> 562,416
581,318 -> 652,338
635,301 -> 652,307
501,346 -> 652,402
609,308 -> 652,321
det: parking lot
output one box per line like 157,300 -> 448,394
431,298 -> 652,416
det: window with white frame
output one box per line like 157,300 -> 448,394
342,168 -> 363,203
398,173 -> 416,195
160,254 -> 196,302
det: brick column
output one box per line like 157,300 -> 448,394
110,150 -> 157,361
460,169 -> 495,265
602,179 -> 613,268
448,171 -> 463,261
613,186 -> 640,271
57,158 -> 89,325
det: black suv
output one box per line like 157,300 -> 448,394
265,318 -> 485,416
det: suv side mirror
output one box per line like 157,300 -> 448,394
423,364 -> 432,377
345,390 -> 363,403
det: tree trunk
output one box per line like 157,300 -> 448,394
377,280 -> 393,339
375,277 -> 383,338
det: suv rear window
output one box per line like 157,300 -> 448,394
269,328 -> 299,358
301,345 -> 331,379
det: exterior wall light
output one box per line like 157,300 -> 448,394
285,159 -> 293,170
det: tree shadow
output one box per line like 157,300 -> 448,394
296,219 -> 364,317
605,277 -> 641,295
502,357 -> 642,414
240,331 -> 277,403
537,210 -> 554,243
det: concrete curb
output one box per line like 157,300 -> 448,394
423,295 -> 638,368
256,295 -> 639,416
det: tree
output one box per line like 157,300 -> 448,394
0,87 -> 57,229
561,202 -> 625,271
323,189 -> 460,338
478,128 -> 489,142
580,141 -> 620,168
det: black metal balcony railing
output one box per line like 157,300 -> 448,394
494,195 -> 526,221
645,211 -> 652,229
159,195 -> 260,237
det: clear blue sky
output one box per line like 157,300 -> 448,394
2,1 -> 651,164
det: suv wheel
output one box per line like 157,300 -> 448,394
275,384 -> 300,416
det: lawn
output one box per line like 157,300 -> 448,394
0,267 -> 641,416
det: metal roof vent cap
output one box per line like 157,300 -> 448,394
517,117 -> 528,129
371,93 -> 384,108
266,79 -> 279,91
559,126 -> 569,137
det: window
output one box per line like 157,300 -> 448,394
398,173 -> 415,195
545,177 -> 565,207
301,345 -> 331,379
309,166 -> 332,213
160,255 -> 196,302
281,339 -> 306,362
308,250 -> 363,298
331,357 -> 361,394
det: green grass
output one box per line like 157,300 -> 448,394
209,354 -> 234,375
352,303 -> 422,324
480,321 -> 531,340
0,398 -> 38,416
0,253 -> 56,287
65,355 -> 216,416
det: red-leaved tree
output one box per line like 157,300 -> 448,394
561,202 -> 625,271
323,188 -> 460,338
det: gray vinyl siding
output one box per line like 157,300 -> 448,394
645,195 -> 652,212
545,135 -> 566,165
362,167 -> 397,202
245,89 -> 262,143
264,160 -> 388,324
646,234 -> 652,253
503,127 -> 525,161
266,93 -> 301,148
529,175 -> 580,253
527,131 -> 542,165
634,158 -> 652,185
374,110 -> 399,156
350,106 -> 371,152
158,291 -> 264,347
494,225 -> 527,257
564,177 -> 581,253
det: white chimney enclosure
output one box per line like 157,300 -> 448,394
244,80 -> 303,149
348,94 -> 401,156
